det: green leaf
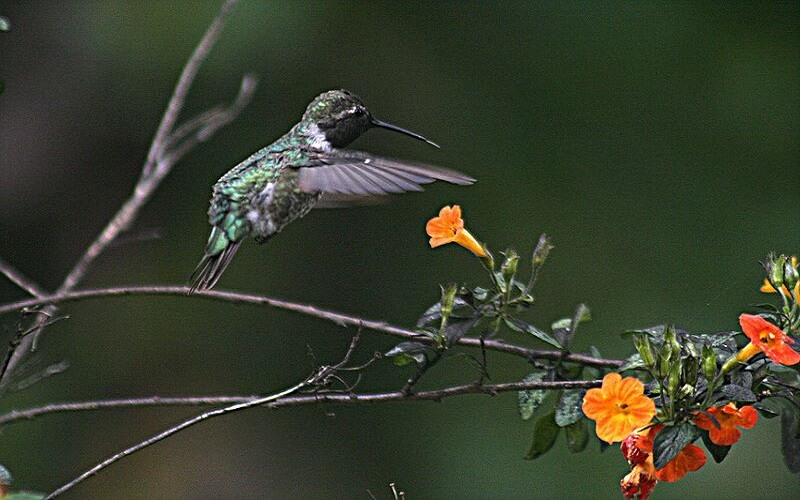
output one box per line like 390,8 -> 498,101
618,353 -> 645,371
555,389 -> 585,427
652,422 -> 700,470
564,419 -> 590,453
504,317 -> 561,348
780,405 -> 800,473
7,494 -> 46,500
755,396 -> 794,419
524,411 -> 560,460
0,16 -> 10,32
712,384 -> 757,404
385,342 -> 428,366
700,430 -> 730,463
517,371 -> 549,420
444,317 -> 478,343
416,298 -> 470,327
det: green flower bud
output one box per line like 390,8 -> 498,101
440,283 -> 458,323
664,325 -> 681,359
658,341 -> 673,379
633,335 -> 656,368
501,249 -> 520,283
701,343 -> 717,382
783,259 -> 799,291
770,254 -> 786,289
683,354 -> 699,387
531,234 -> 553,270
668,361 -> 682,395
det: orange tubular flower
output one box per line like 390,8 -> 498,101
582,373 -> 656,444
425,205 -> 488,258
694,403 -> 758,446
654,443 -> 706,482
631,426 -> 706,483
737,314 -> 800,366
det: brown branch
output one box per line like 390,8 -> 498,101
0,285 -> 624,369
0,379 -> 599,428
45,379 -> 311,499
0,257 -> 46,298
0,0 -> 251,387
45,330 -> 365,498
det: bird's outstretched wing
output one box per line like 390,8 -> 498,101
296,150 -> 474,208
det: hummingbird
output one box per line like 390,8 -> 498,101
189,89 -> 475,292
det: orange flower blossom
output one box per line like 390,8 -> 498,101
694,402 -> 758,446
582,372 -> 656,444
760,256 -> 799,297
736,314 -> 800,366
425,205 -> 487,257
633,425 -> 706,483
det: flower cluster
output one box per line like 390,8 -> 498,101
418,206 -> 799,498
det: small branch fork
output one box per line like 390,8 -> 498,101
43,333 -> 369,498
0,0 -> 254,388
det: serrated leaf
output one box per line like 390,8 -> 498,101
701,430 -> 731,463
564,419 -> 590,453
517,371 -> 549,420
730,370 -> 753,389
524,411 -> 560,460
504,317 -> 561,348
712,384 -> 757,404
652,423 -> 700,470
780,405 -> 800,473
555,389 -> 585,427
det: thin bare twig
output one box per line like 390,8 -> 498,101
45,379 -> 310,499
46,333 -> 365,498
0,0 -> 252,387
0,379 -> 599,427
0,257 -> 46,297
0,285 -> 624,369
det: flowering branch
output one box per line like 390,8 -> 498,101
0,379 -> 600,428
0,285 -> 624,369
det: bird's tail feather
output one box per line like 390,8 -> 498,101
188,240 -> 242,294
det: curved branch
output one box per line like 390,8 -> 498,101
0,285 -> 624,369
0,379 -> 599,427
0,0 -> 251,387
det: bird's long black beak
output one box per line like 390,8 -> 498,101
371,119 -> 440,148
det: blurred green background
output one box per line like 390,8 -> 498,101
1,1 -> 798,498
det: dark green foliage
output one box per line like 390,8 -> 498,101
525,411 -> 560,460
652,423 -> 700,470
517,371 -> 550,420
